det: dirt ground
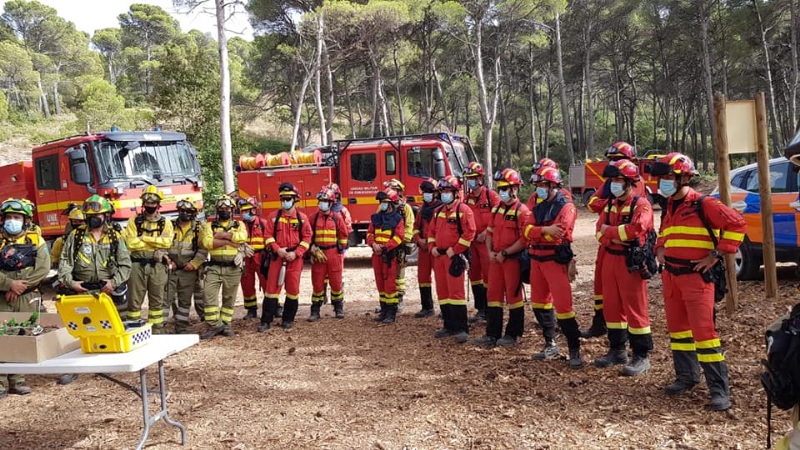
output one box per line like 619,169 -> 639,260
1,211 -> 797,450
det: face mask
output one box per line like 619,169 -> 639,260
535,187 -> 549,199
144,205 -> 158,215
217,211 -> 231,220
499,189 -> 511,203
379,202 -> 389,212
319,201 -> 330,212
610,181 -> 626,198
440,192 -> 454,204
467,179 -> 479,190
281,200 -> 294,210
242,212 -> 253,222
70,221 -> 84,229
86,216 -> 104,229
659,179 -> 677,197
3,219 -> 22,235
178,213 -> 194,222
422,193 -> 434,203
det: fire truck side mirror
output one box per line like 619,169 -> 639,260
67,146 -> 91,185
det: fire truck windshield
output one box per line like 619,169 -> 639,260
93,140 -> 199,183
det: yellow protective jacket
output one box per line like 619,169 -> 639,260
201,219 -> 248,262
123,213 -> 174,259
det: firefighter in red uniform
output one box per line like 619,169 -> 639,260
471,169 -> 532,349
413,179 -> 441,318
258,182 -> 313,331
238,197 -> 268,320
582,141 -> 646,339
319,183 -> 353,305
428,176 -> 476,342
367,188 -> 405,324
525,158 -> 571,208
652,152 -> 745,411
462,162 -> 500,322
525,167 -> 583,368
594,160 -> 655,376
308,187 -> 349,321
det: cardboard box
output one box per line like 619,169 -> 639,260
0,313 -> 80,363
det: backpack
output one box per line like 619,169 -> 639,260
172,219 -> 201,253
606,195 -> 658,279
134,214 -> 166,237
72,223 -> 121,266
761,303 -> 800,448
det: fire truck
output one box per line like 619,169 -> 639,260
0,129 -> 204,239
236,133 -> 478,245
568,153 -> 665,206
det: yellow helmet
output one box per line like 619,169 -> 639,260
215,195 -> 235,210
140,185 -> 163,203
67,208 -> 85,221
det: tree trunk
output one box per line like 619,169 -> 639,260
344,65 -> 356,138
370,63 -> 378,138
290,77 -> 311,152
216,0 -> 234,193
699,3 -> 718,166
585,38 -> 595,158
323,42 -> 335,144
393,46 -> 406,135
752,0 -> 783,154
431,58 -> 452,131
472,19 -> 500,185
53,79 -> 61,116
529,45 -> 538,163
791,0 -> 799,131
555,13 -> 575,165
314,12 -> 327,145
37,78 -> 50,119
499,83 -> 512,167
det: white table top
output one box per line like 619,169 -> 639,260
0,335 -> 199,374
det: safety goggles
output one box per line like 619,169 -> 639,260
83,201 -> 105,213
1,200 -> 24,211
492,171 -> 504,181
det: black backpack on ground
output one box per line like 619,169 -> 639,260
761,303 -> 800,448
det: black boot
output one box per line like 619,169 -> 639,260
307,302 -> 322,322
533,307 -> 556,343
375,302 -> 387,321
244,308 -> 258,320
703,360 -> 731,411
581,309 -> 607,338
259,296 -> 278,332
415,286 -> 435,318
595,329 -> 629,368
664,351 -> 701,396
504,307 -> 525,340
382,304 -> 398,324
469,284 -> 487,322
333,300 -> 345,319
558,317 -> 582,354
282,298 -> 299,324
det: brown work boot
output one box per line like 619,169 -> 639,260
200,326 -> 223,340
9,383 -> 31,395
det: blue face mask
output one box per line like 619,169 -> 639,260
498,189 -> 511,203
379,202 -> 390,212
281,200 -> 294,210
422,193 -> 434,203
610,181 -> 625,198
467,179 -> 479,190
659,179 -> 677,197
440,192 -> 454,204
535,186 -> 549,199
242,212 -> 253,222
319,201 -> 330,212
3,219 -> 22,235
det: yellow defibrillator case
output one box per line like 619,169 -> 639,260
56,293 -> 151,353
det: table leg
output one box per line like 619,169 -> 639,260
134,361 -> 188,450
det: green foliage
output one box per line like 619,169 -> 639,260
73,79 -> 126,131
0,88 -> 9,121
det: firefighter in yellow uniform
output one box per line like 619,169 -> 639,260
0,199 -> 50,397
165,199 -> 207,334
122,186 -> 174,334
384,179 -> 415,308
50,204 -> 85,267
200,195 -> 248,339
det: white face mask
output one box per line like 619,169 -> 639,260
422,192 -> 434,203
281,200 -> 294,210
440,192 -> 454,204
610,181 -> 625,198
659,179 -> 677,197
379,202 -> 390,212
319,201 -> 330,212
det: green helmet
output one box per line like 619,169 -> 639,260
82,195 -> 113,214
1,198 -> 34,218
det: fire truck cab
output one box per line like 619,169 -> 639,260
237,133 -> 478,246
568,153 -> 665,207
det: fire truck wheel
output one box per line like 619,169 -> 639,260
581,189 -> 595,207
735,236 -> 760,281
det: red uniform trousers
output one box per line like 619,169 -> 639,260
600,251 -> 652,356
529,258 -> 578,347
261,257 -> 304,324
418,248 -> 433,287
485,257 -> 524,339
372,254 -> 399,304
432,253 -> 468,333
468,240 -> 490,313
241,252 -> 266,311
593,246 -> 605,313
662,270 -> 721,360
312,248 -> 344,303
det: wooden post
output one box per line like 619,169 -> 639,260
712,93 -> 738,313
755,92 -> 778,298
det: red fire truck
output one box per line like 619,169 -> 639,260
568,153 -> 665,206
236,133 -> 478,245
0,129 -> 204,239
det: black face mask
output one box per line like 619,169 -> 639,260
144,206 -> 158,215
217,211 -> 231,220
178,213 -> 194,222
87,216 -> 104,229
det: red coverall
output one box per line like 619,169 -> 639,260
524,195 -> 580,350
656,189 -> 745,401
414,199 -> 442,313
428,200 -> 476,334
585,181 -> 649,333
262,208 -> 312,325
465,186 -> 500,316
310,210 -> 349,305
596,194 -> 654,358
241,217 -> 269,314
485,199 -> 532,339
367,209 -> 405,307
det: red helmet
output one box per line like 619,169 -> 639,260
602,159 -> 640,181
376,188 -> 400,203
316,187 -> 336,202
237,197 -> 258,211
651,152 -> 699,176
328,183 -> 342,197
531,158 -> 558,182
493,168 -> 523,187
606,141 -> 636,160
531,167 -> 562,185
438,175 -> 461,191
463,162 -> 485,178
419,178 -> 438,193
